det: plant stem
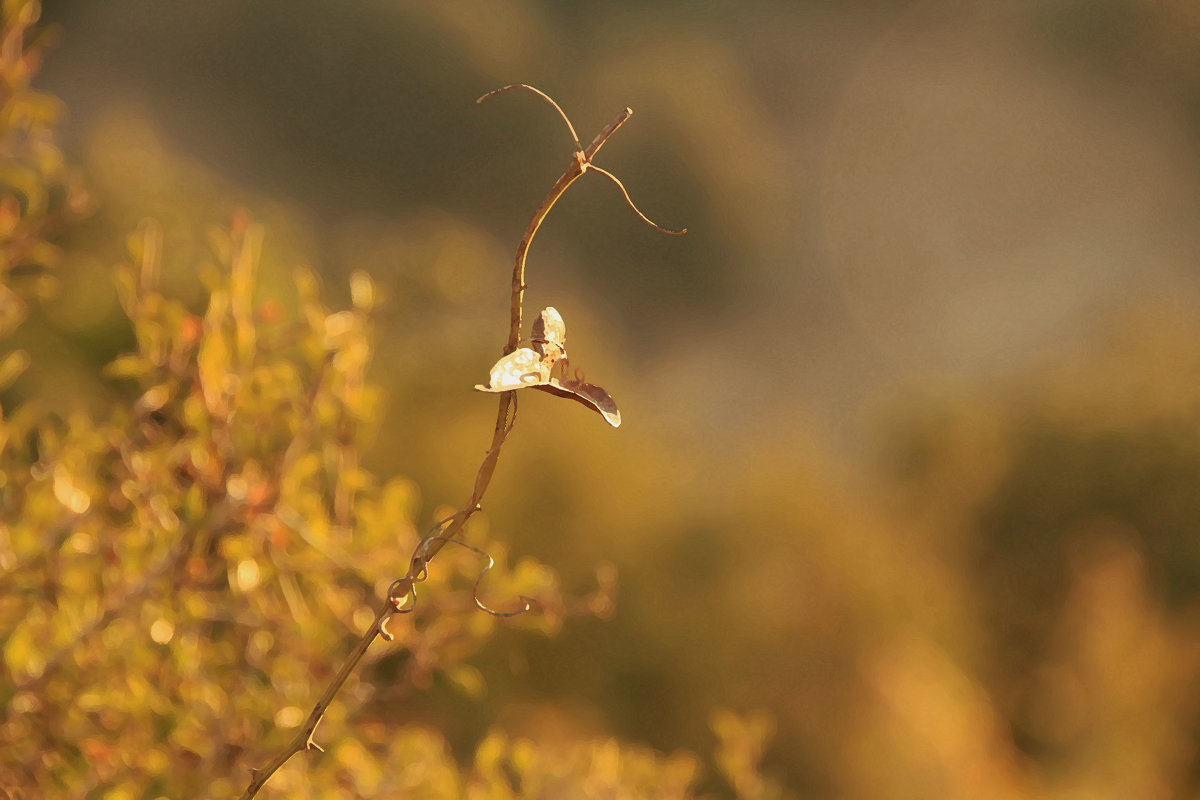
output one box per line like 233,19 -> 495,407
237,100 -> 635,800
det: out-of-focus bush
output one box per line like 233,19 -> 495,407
0,0 -> 88,346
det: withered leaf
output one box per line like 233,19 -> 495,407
475,306 -> 621,428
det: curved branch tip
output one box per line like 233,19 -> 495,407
587,165 -> 687,236
477,83 -> 582,152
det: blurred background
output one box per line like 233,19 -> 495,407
21,0 -> 1200,795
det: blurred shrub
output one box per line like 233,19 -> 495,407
0,0 -> 88,348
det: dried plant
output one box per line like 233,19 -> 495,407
239,82 -> 685,798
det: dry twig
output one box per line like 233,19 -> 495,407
238,84 -> 684,799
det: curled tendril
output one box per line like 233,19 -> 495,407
418,535 -> 534,618
387,577 -> 417,613
385,502 -> 532,624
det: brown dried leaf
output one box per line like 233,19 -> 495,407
474,307 -> 621,427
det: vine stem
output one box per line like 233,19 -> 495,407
237,93 -> 637,800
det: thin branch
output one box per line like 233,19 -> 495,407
582,106 -> 631,162
238,600 -> 394,798
239,85 -> 685,798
